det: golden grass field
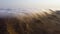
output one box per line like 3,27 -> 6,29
0,9 -> 60,34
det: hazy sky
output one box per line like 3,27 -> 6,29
0,0 -> 60,9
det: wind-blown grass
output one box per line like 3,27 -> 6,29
0,9 -> 60,34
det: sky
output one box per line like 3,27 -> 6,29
0,0 -> 60,9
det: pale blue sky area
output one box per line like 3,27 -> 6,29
0,0 -> 60,9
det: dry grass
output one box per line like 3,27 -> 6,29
0,9 -> 60,34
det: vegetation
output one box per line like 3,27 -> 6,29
0,9 -> 60,34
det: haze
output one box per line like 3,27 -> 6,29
0,0 -> 60,9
